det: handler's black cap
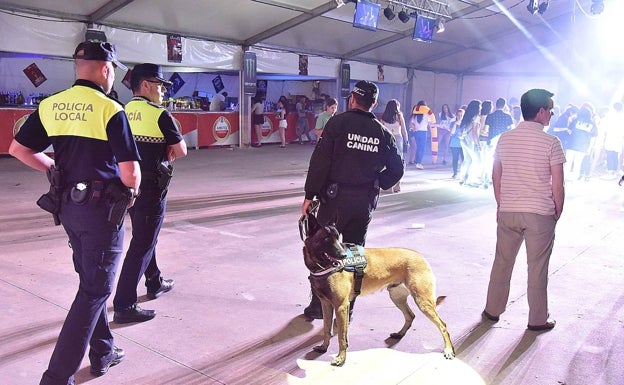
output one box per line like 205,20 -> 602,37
131,63 -> 173,86
73,41 -> 127,71
351,80 -> 378,102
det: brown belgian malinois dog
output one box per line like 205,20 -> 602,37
301,213 -> 455,366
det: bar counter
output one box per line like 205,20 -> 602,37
1,108 -> 317,154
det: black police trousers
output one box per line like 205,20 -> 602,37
113,183 -> 167,311
40,199 -> 124,385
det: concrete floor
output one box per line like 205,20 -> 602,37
1,144 -> 623,385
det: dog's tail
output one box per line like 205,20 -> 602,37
436,296 -> 446,307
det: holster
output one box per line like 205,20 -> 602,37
319,182 -> 338,204
105,182 -> 132,230
36,165 -> 63,225
157,161 -> 174,191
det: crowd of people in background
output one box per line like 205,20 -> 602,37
393,96 -> 624,189
258,91 -> 624,190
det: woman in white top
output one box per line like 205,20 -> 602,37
458,99 -> 482,185
381,99 -> 408,192
408,100 -> 435,169
437,104 -> 454,165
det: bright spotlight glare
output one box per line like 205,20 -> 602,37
595,1 -> 624,61
591,0 -> 604,15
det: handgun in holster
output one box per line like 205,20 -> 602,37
157,161 -> 174,191
105,183 -> 133,230
36,165 -> 63,226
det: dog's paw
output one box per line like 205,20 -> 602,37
313,345 -> 328,353
330,356 -> 346,366
443,348 -> 455,360
389,332 -> 405,339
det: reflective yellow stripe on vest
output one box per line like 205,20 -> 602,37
125,98 -> 165,142
38,86 -> 123,140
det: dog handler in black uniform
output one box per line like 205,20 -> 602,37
113,63 -> 187,323
9,41 -> 140,384
301,80 -> 404,319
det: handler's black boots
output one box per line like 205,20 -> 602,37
303,292 -> 323,319
303,293 -> 356,323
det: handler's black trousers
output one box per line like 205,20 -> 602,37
316,187 -> 374,246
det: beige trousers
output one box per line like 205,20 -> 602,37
485,212 -> 557,325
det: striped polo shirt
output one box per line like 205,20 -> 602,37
494,121 -> 566,216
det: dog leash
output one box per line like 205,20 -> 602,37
298,199 -> 320,241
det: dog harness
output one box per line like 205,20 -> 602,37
309,244 -> 367,297
342,244 -> 367,296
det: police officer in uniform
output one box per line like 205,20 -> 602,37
113,63 -> 187,323
9,41 -> 140,384
301,80 -> 404,319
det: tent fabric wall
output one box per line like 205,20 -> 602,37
348,61 -> 408,84
0,13 -> 241,71
251,48 -> 339,78
410,70 -> 437,112
0,55 -> 76,100
0,13 -> 84,57
92,26 -> 242,71
251,49 -> 304,75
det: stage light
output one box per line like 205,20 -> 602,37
527,0 -> 538,14
538,0 -> 549,14
398,9 -> 410,23
384,5 -> 395,20
591,0 -> 604,15
435,17 -> 445,33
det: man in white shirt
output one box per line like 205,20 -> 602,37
483,88 -> 565,332
209,91 -> 228,111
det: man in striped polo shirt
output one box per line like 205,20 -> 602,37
483,88 -> 566,331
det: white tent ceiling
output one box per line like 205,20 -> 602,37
0,0 -> 616,76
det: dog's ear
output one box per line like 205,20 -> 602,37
306,212 -> 321,236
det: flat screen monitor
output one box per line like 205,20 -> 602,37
353,0 -> 380,32
413,15 -> 435,43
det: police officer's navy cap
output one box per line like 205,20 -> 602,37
73,41 -> 128,71
351,80 -> 378,101
131,63 -> 173,86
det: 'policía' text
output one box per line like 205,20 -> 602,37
52,102 -> 94,121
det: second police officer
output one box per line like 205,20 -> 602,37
113,63 -> 187,324
300,80 -> 404,319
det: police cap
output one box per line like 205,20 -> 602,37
351,80 -> 378,103
73,41 -> 127,71
131,63 -> 173,86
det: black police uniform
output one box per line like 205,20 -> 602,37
15,79 -> 139,385
304,108 -> 403,245
113,96 -> 184,311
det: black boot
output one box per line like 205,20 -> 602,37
303,291 -> 323,319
